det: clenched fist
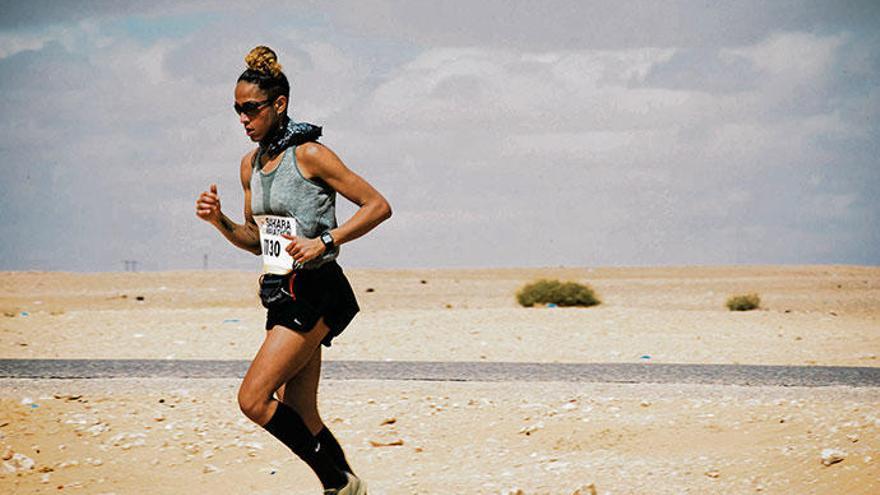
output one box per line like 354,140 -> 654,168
196,184 -> 222,224
281,234 -> 326,265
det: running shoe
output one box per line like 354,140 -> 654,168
323,472 -> 367,495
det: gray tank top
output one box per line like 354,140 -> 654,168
251,145 -> 339,269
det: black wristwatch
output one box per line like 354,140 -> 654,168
320,232 -> 335,251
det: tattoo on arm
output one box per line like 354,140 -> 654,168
216,214 -> 260,254
218,215 -> 236,234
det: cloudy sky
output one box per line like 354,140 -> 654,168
1,0 -> 877,271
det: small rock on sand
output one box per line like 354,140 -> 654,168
3,452 -> 35,472
369,438 -> 404,447
519,421 -> 544,436
53,394 -> 82,401
821,448 -> 846,466
572,483 -> 598,495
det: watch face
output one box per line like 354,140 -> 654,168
321,233 -> 333,246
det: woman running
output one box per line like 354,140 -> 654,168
195,45 -> 391,494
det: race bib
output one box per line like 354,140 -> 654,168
254,215 -> 298,274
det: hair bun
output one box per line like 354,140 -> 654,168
245,46 -> 283,78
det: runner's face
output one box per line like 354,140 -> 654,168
234,81 -> 278,142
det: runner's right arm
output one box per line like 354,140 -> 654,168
195,151 -> 261,256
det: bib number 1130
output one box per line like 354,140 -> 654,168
263,239 -> 282,257
254,215 -> 297,275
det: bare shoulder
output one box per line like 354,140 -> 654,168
295,142 -> 347,178
295,141 -> 334,163
239,148 -> 259,187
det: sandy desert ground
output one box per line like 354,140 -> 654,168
1,265 -> 878,494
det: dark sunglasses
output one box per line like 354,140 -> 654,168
233,99 -> 272,117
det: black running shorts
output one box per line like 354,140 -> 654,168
262,260 -> 360,347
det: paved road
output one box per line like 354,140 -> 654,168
1,359 -> 878,387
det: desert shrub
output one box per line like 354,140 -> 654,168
726,293 -> 761,311
516,279 -> 601,308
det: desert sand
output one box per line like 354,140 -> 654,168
1,265 -> 878,494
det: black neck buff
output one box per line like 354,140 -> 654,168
260,115 -> 323,158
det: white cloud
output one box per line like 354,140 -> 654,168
360,47 -> 688,132
131,40 -> 175,84
330,30 -> 875,267
1,2 -> 877,270
0,31 -> 54,58
804,192 -> 859,221
281,40 -> 372,120
727,31 -> 844,79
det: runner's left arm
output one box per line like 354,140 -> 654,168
297,142 -> 392,247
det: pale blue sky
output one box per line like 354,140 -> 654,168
1,1 -> 878,271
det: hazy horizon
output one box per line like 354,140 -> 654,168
1,1 -> 878,272
1,262 -> 876,275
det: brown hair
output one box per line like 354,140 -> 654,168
237,45 -> 290,103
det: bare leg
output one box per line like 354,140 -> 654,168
237,319 -> 351,490
238,319 -> 330,426
276,345 -> 356,475
276,344 -> 323,434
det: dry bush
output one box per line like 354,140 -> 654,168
726,293 -> 761,311
516,279 -> 601,308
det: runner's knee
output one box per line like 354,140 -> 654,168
238,384 -> 272,424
